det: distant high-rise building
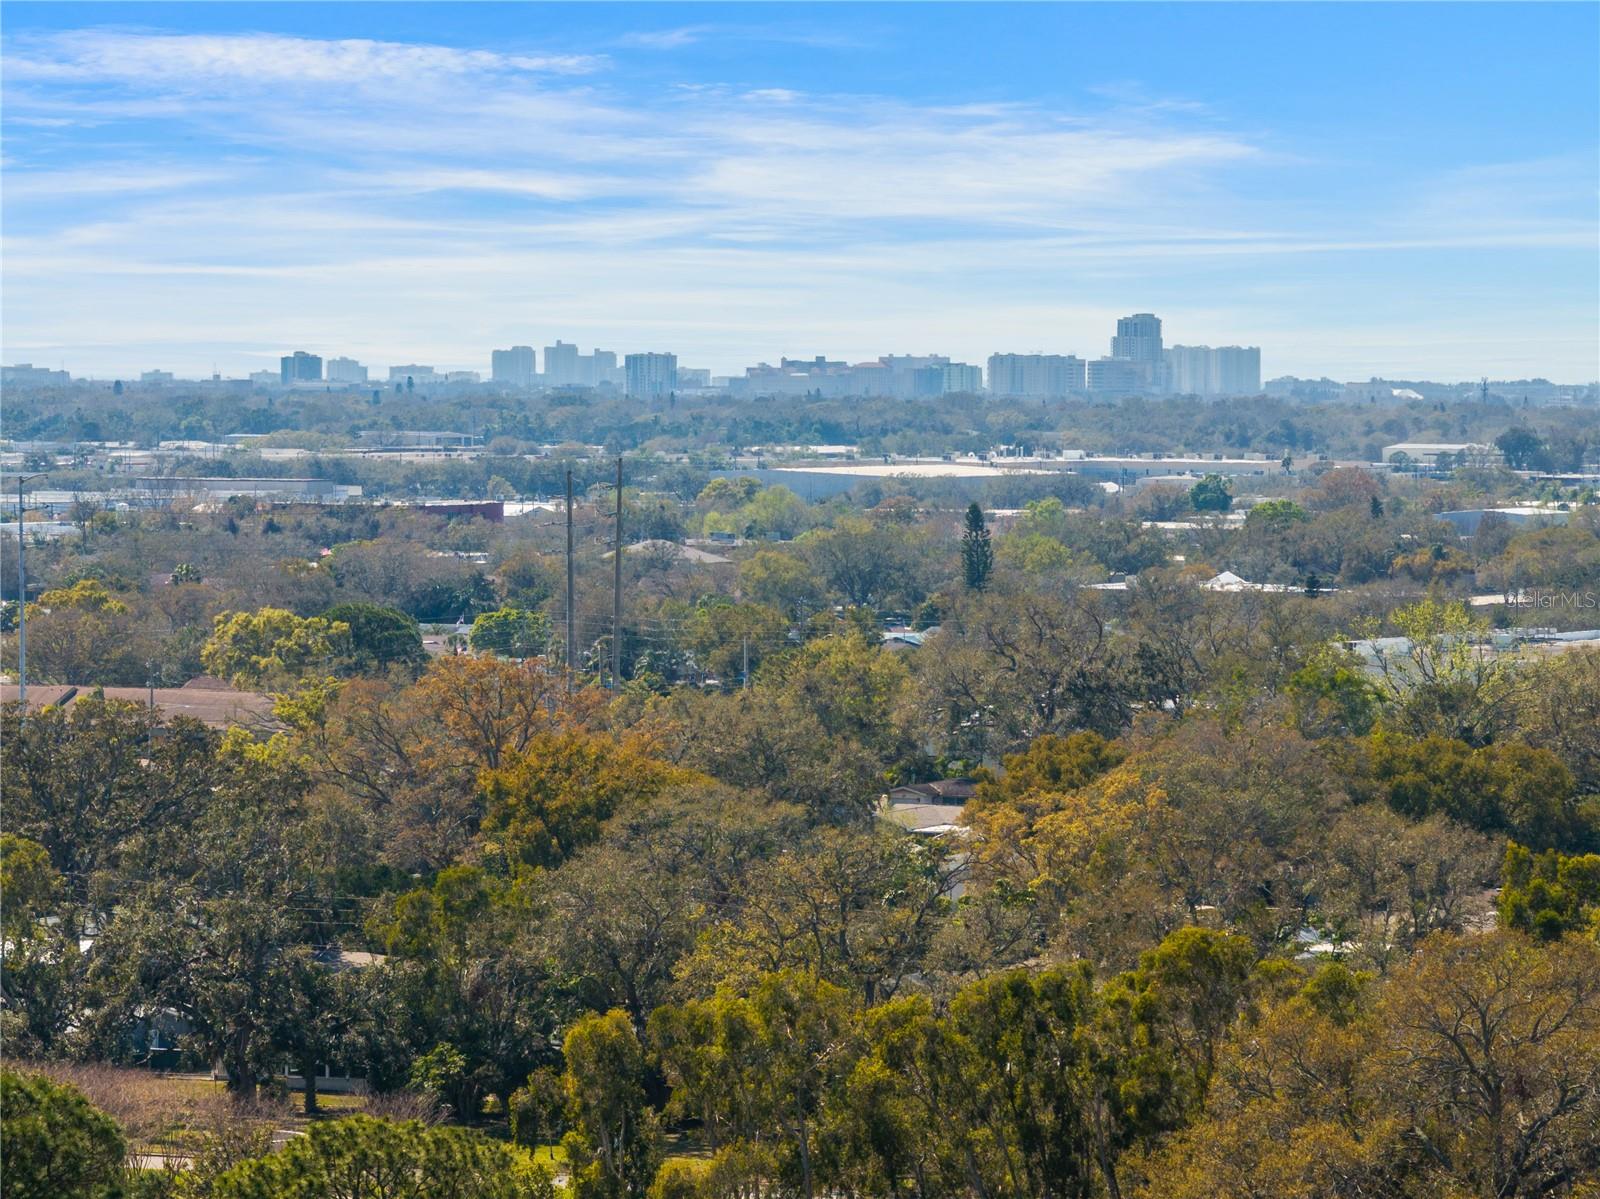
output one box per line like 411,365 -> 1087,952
1162,345 -> 1261,396
676,367 -> 712,389
543,340 -> 580,386
1087,357 -> 1147,395
280,351 -> 323,384
942,363 -> 984,394
387,364 -> 438,384
585,349 -> 621,388
1163,345 -> 1213,395
140,369 -> 175,384
326,356 -> 368,384
1212,346 -> 1261,395
1,363 -> 71,388
986,353 -> 1086,396
1111,313 -> 1163,365
625,352 -> 678,399
491,345 -> 536,387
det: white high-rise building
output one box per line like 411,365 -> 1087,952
492,345 -> 536,387
1213,346 -> 1261,395
1111,313 -> 1163,365
1162,345 -> 1261,396
625,352 -> 677,399
543,340 -> 579,385
986,353 -> 1086,396
326,356 -> 368,384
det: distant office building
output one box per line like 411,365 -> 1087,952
1,363 -> 71,387
542,343 -> 620,388
676,367 -> 712,388
587,349 -> 622,388
1163,345 -> 1261,396
986,353 -> 1087,396
1087,357 -> 1148,395
1163,345 -> 1213,395
443,371 -> 481,385
942,363 -> 984,394
492,345 -> 536,387
248,370 -> 280,388
543,340 -> 580,386
625,352 -> 678,399
734,354 -> 980,398
326,356 -> 368,384
1213,346 -> 1261,395
574,348 -> 621,388
280,351 -> 323,383
879,354 -> 950,373
1111,313 -> 1163,365
388,365 -> 439,385
140,369 -> 176,384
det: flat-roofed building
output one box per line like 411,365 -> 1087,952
986,353 -> 1086,396
625,352 -> 678,399
492,345 -> 536,387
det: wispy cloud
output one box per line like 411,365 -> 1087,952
618,27 -> 708,50
3,29 -> 607,85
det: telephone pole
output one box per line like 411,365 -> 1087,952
564,467 -> 575,692
611,457 -> 623,690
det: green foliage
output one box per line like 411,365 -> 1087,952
0,834 -> 61,939
509,1067 -> 566,1149
970,731 -> 1127,811
645,1160 -> 706,1199
201,607 -> 349,687
1286,646 -> 1380,737
1495,425 -> 1549,471
1245,498 -> 1309,529
0,1068 -> 127,1199
409,1043 -> 472,1110
469,606 -> 551,660
211,1116 -> 554,1199
478,731 -> 692,869
960,502 -> 993,591
562,1010 -> 662,1199
322,601 -> 425,674
1368,731 -> 1583,849
1187,474 -> 1232,512
1498,842 -> 1600,940
35,577 -> 129,614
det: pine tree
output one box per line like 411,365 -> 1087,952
962,502 -> 993,592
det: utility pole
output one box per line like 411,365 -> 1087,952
742,637 -> 750,689
14,473 -> 43,708
611,457 -> 623,691
564,467 -> 575,692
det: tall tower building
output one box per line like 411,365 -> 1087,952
280,351 -> 323,383
1111,313 -> 1163,365
1212,346 -> 1261,395
326,356 -> 368,384
492,345 -> 536,387
543,340 -> 579,386
625,352 -> 677,399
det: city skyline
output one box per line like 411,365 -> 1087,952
2,3 -> 1597,381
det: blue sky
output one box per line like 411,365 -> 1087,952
3,2 -> 1596,381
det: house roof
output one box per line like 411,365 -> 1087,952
1,682 -> 275,729
889,778 -> 977,804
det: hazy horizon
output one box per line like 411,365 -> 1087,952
3,2 -> 1597,382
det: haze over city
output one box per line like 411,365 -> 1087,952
3,1 -> 1596,382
